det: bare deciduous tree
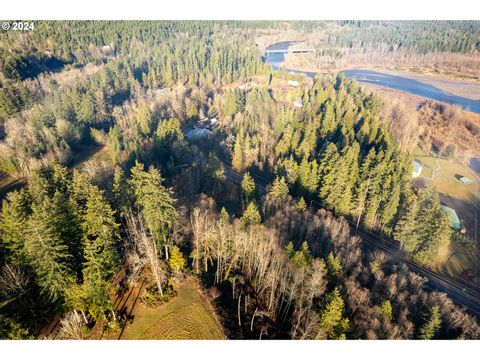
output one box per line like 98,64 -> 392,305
57,311 -> 87,340
125,213 -> 167,296
0,264 -> 31,306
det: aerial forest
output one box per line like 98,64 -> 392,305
0,21 -> 478,340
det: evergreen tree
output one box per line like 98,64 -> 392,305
232,130 -> 244,171
77,91 -> 96,124
79,187 -> 119,319
394,187 -> 451,265
352,148 -> 376,226
291,242 -> 312,267
82,189 -> 119,280
137,102 -> 153,136
106,127 -> 122,164
156,118 -> 184,144
285,242 -> 295,259
241,172 -> 255,200
0,191 -> 30,265
318,288 -> 350,339
269,176 -> 289,199
318,143 -> 340,201
298,157 -> 319,196
112,166 -> 130,214
129,162 -> 177,259
241,202 -> 261,225
380,300 -> 393,322
418,305 -> 442,340
224,89 -> 244,117
326,252 -> 343,279
24,199 -> 74,302
295,197 -> 307,213
70,170 -> 94,214
49,190 -> 84,277
320,100 -> 336,138
219,207 -> 230,226
0,315 -> 32,340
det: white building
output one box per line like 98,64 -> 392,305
412,160 -> 422,178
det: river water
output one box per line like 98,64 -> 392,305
265,43 -> 480,114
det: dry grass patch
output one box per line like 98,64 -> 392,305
112,277 -> 224,340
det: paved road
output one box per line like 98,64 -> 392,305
223,163 -> 480,318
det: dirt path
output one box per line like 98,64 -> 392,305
432,157 -> 442,180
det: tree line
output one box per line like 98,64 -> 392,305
0,20 -> 475,339
0,21 -> 265,176
186,194 -> 480,339
211,74 -> 452,265
0,161 -> 184,338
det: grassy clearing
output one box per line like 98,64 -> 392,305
432,232 -> 478,276
439,240 -> 478,276
107,277 -> 224,340
412,147 -> 439,171
412,146 -> 478,204
70,144 -> 110,169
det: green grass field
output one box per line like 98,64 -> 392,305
114,277 -> 224,340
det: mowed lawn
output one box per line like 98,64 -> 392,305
117,277 -> 224,340
412,146 -> 478,202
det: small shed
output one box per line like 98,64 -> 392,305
459,176 -> 472,184
412,160 -> 422,178
441,205 -> 461,230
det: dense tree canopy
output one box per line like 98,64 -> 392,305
0,20 -> 478,340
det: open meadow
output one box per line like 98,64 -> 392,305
102,277 -> 224,340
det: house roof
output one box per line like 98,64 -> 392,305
412,160 -> 422,176
185,128 -> 211,140
441,205 -> 461,229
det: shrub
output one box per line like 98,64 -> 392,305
141,284 -> 176,307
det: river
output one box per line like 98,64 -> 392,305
265,43 -> 480,114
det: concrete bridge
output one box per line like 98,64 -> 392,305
264,48 -> 314,54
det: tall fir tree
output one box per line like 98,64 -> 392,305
129,162 -> 177,259
418,305 -> 442,340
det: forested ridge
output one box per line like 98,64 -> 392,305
0,21 -> 263,176
0,21 -> 479,340
255,21 -> 480,80
331,21 -> 480,54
